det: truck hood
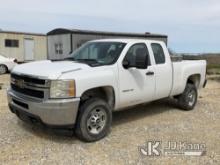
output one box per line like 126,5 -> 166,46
12,60 -> 90,79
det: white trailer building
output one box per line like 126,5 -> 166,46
0,30 -> 47,62
47,28 -> 168,60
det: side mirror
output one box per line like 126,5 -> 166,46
122,60 -> 130,69
135,53 -> 148,69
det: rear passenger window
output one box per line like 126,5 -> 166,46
151,43 -> 165,64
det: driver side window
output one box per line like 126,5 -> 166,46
123,43 -> 150,67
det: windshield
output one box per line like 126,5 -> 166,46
68,42 -> 126,66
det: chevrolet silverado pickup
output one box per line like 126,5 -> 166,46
7,39 -> 207,142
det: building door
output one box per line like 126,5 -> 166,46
24,39 -> 34,61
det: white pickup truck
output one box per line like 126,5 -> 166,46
7,39 -> 207,142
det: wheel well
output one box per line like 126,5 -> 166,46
187,74 -> 201,89
80,86 -> 115,109
0,64 -> 8,71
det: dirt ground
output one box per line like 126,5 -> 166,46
0,74 -> 219,165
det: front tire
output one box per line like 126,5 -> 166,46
75,98 -> 112,142
177,83 -> 198,111
0,65 -> 7,75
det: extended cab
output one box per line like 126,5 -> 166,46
7,39 -> 207,142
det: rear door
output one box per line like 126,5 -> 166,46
150,42 -> 172,99
118,43 -> 156,107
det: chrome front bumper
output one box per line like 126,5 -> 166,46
7,89 -> 80,127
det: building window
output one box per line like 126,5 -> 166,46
5,39 -> 19,47
77,40 -> 89,48
55,43 -> 63,55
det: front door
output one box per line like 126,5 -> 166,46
24,39 -> 34,61
118,43 -> 156,108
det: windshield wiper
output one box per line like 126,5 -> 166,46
75,59 -> 101,67
64,57 -> 75,61
75,59 -> 98,62
63,58 -> 100,66
64,58 -> 97,63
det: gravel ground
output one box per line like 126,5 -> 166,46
0,74 -> 219,165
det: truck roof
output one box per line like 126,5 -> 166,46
89,38 -> 165,44
47,28 -> 167,38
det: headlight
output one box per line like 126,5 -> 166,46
50,80 -> 75,98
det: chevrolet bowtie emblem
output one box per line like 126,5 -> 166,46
15,79 -> 25,89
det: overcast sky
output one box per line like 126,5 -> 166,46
0,0 -> 220,53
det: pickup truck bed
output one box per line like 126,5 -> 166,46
171,60 -> 206,96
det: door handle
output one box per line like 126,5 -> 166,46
146,71 -> 154,76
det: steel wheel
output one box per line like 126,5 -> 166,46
187,89 -> 196,106
75,98 -> 112,142
177,83 -> 198,111
0,65 -> 7,74
86,107 -> 107,135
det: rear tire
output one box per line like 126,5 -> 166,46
75,98 -> 112,142
0,65 -> 7,75
177,83 -> 198,111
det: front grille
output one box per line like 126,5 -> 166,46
11,84 -> 44,99
11,73 -> 46,85
10,73 -> 49,99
